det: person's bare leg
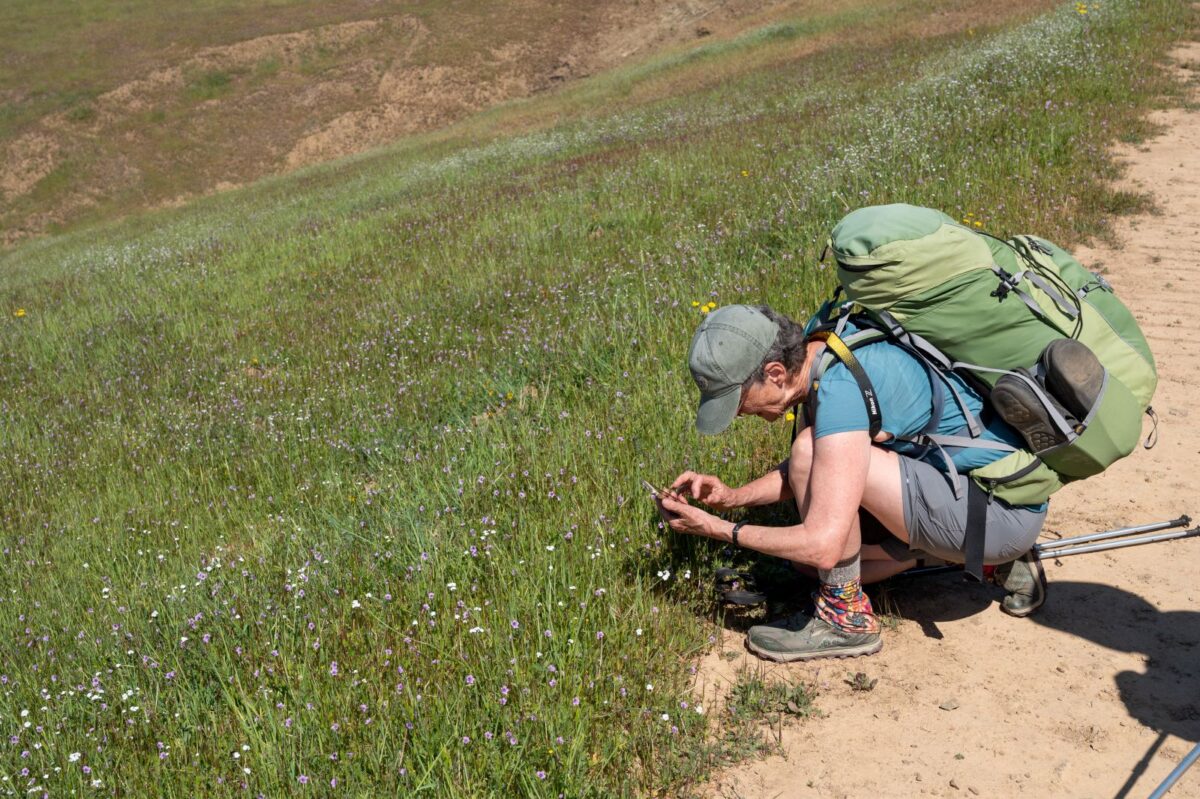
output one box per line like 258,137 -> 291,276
789,430 -> 875,634
795,546 -> 916,583
747,437 -> 912,660
860,544 -> 917,583
787,430 -> 910,576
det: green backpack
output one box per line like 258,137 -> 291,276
808,203 -> 1157,576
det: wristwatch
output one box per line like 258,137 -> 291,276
730,520 -> 747,547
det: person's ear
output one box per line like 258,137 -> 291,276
762,361 -> 788,386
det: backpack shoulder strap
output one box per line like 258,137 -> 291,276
807,328 -> 884,440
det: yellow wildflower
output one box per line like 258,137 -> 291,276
700,306 -> 711,314
13,308 -> 26,318
785,411 -> 796,422
974,221 -> 983,227
691,300 -> 700,307
740,170 -> 749,177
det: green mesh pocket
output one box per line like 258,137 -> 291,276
972,451 -> 1063,507
1041,376 -> 1141,480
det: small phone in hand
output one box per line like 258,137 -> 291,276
642,480 -> 682,522
641,479 -> 668,498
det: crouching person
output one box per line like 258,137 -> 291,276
657,304 -> 1047,662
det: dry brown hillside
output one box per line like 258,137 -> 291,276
0,0 -> 800,246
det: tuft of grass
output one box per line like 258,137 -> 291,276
65,104 -> 96,122
252,55 -> 281,81
706,670 -> 820,763
185,68 -> 235,101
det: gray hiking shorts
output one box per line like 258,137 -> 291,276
877,455 -> 1046,565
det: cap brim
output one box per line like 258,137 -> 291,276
695,387 -> 741,436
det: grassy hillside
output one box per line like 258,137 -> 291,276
0,0 -> 822,245
0,0 -> 1194,795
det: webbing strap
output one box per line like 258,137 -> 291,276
874,312 -> 983,438
1025,272 -> 1080,320
926,434 -> 1017,452
893,434 -> 964,499
991,266 -> 1069,331
964,480 -> 992,581
1012,286 -> 1053,323
808,331 -> 883,440
952,361 -> 1077,439
916,357 -> 944,437
938,372 -> 983,438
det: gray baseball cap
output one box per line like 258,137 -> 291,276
687,304 -> 780,435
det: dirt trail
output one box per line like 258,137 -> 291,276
697,42 -> 1200,799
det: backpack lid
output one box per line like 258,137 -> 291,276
830,204 -> 996,310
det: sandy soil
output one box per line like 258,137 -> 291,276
695,41 -> 1200,799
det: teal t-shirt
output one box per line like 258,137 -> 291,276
812,336 -> 1028,473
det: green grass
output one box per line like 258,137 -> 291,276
0,0 -> 1194,796
185,69 -> 236,101
0,0 -> 1046,244
700,670 -> 820,766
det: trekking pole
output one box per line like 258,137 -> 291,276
1035,515 -> 1191,554
1147,739 -> 1200,799
894,516 -> 1195,578
893,564 -> 962,579
1033,525 -> 1200,560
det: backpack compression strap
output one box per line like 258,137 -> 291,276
807,330 -> 883,440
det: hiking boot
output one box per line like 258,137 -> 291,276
1041,338 -> 1105,421
991,370 -> 1073,452
992,552 -> 1047,617
746,612 -> 882,662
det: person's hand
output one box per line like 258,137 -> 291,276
670,471 -> 741,511
657,494 -> 726,540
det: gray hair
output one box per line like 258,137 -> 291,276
742,305 -> 808,388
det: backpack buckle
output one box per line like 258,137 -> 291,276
991,268 -> 1021,300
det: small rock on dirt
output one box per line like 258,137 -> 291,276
939,698 -> 960,711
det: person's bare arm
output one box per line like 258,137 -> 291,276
661,431 -> 869,570
727,460 -> 793,506
671,461 -> 791,510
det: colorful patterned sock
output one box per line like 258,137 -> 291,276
814,579 -> 879,634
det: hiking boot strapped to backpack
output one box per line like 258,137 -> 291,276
805,204 -> 1157,579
